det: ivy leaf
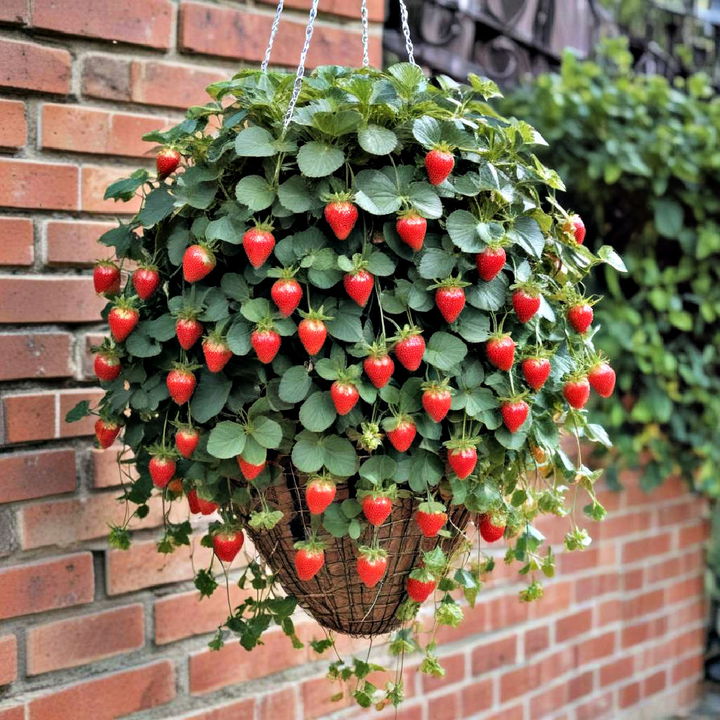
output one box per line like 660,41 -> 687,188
279,366 -> 313,403
235,126 -> 278,156
424,332 -> 467,371
297,142 -> 345,177
358,124 -> 397,155
190,371 -> 232,423
299,392 -> 337,432
207,421 -> 246,459
235,175 -> 276,211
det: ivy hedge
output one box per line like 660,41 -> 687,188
504,38 -> 720,494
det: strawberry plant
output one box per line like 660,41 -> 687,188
67,61 -> 620,711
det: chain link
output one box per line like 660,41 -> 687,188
282,0 -> 320,130
397,0 -> 416,65
261,0 -> 285,72
360,0 -> 370,67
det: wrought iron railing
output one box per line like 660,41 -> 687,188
384,0 -> 720,86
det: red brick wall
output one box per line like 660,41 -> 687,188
0,3 -> 709,719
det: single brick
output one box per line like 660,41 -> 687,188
0,37 -> 71,94
0,553 -> 94,620
58,388 -> 103,439
129,59 -> 225,108
257,688 -> 298,720
0,0 -> 28,24
0,332 -> 72,381
81,165 -> 143,214
27,660 -> 175,720
0,217 -> 33,265
190,626 -> 310,694
460,677 -> 493,717
0,635 -> 17,685
556,608 -> 593,642
470,635 -> 516,675
154,585 -> 251,645
0,158 -> 78,210
31,0 -> 173,48
46,219 -> 116,266
2,392 -> 55,444
81,54 -> 131,101
26,604 -> 144,675
106,539 -> 214,595
0,448 -> 76,504
0,99 -> 26,148
19,491 -> 167,549
0,277 -> 105,323
41,104 -> 167,158
180,699 -> 256,720
179,3 -> 381,67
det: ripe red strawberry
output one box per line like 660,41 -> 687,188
166,367 -> 196,405
202,336 -> 233,373
132,266 -> 160,300
156,147 -> 181,177
447,446 -> 477,479
330,381 -> 359,415
476,246 -> 506,281
298,318 -> 327,356
362,495 -> 393,526
512,289 -> 541,323
325,201 -> 358,240
563,378 -> 590,409
237,457 -> 266,481
363,353 -> 394,388
93,261 -> 121,295
108,305 -> 139,342
396,212 -> 427,252
251,328 -> 281,364
588,361 -> 616,398
176,316 -> 203,350
479,514 -> 505,542
486,335 -> 515,371
305,477 -> 336,515
422,385 -> 452,422
567,303 -> 593,333
271,277 -> 303,316
187,489 -> 218,515
95,419 -> 120,448
501,400 -> 530,433
294,546 -> 325,581
356,548 -> 388,588
213,530 -> 244,563
183,244 -> 215,283
407,573 -> 437,603
424,148 -> 454,185
149,455 -> 176,489
435,285 -> 466,323
343,269 -> 374,307
415,502 -> 447,538
94,351 -> 121,382
521,357 -> 551,391
243,225 -> 275,268
386,417 -> 416,452
563,214 -> 586,244
394,331 -> 425,371
175,427 -> 199,459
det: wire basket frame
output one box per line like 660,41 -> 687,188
243,459 -> 471,636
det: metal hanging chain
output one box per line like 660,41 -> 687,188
397,0 -> 417,65
261,0 -> 285,72
360,0 -> 370,67
282,0 -> 320,129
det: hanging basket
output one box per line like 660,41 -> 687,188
244,460 -> 471,636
